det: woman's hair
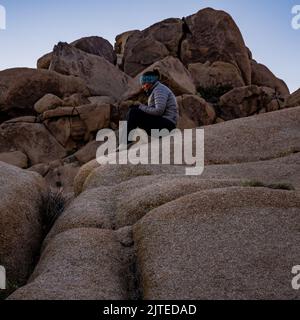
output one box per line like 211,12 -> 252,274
140,69 -> 160,85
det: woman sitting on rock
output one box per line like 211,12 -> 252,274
119,70 -> 178,149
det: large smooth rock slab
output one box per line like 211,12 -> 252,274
202,152 -> 300,190
8,228 -> 133,300
133,187 -> 300,299
44,174 -> 241,245
0,162 -> 48,287
204,107 -> 300,164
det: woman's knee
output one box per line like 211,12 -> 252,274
127,106 -> 145,121
127,105 -> 140,115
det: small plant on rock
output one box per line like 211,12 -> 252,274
42,189 -> 69,235
242,180 -> 295,191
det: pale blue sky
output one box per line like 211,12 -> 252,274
0,0 -> 299,92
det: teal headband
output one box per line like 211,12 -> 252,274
140,74 -> 159,85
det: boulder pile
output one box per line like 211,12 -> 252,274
0,7 -> 299,300
0,8 -> 298,195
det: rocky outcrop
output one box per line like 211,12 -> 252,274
251,60 -> 290,97
0,7 -> 291,165
122,18 -> 184,76
2,8 -> 291,133
120,7 -> 253,89
37,36 -> 117,69
180,8 -> 251,85
71,36 -> 117,65
115,7 -> 290,127
0,68 -> 89,122
49,43 -> 131,100
2,7 -> 300,301
0,162 -> 48,287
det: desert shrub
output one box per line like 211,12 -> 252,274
0,280 -> 20,300
42,190 -> 69,235
242,180 -> 295,191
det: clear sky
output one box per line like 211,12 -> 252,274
0,0 -> 299,92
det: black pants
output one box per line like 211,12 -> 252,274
125,106 -> 176,144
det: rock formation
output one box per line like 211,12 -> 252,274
37,36 -> 117,69
0,68 -> 89,122
49,42 -> 131,99
0,7 -> 299,300
8,107 -> 300,300
285,88 -> 300,108
181,8 -> 252,85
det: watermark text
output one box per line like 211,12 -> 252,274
292,5 -> 300,30
0,265 -> 6,290
96,123 -> 204,176
292,265 -> 300,290
0,4 -> 6,30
